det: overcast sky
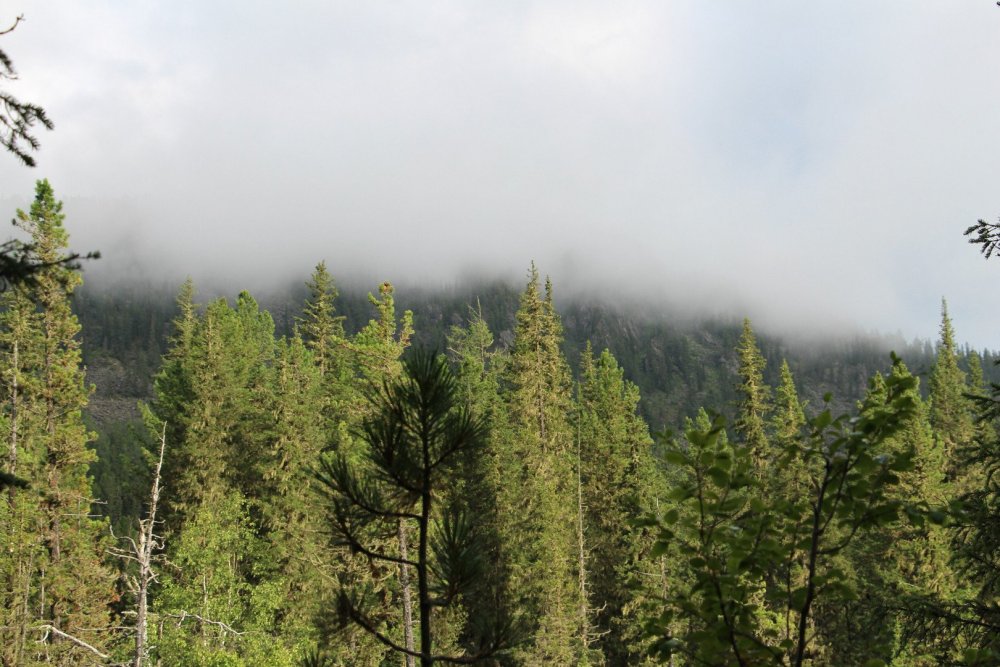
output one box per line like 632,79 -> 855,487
1,1 -> 999,346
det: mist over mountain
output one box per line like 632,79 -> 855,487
74,268 -> 996,436
2,2 -> 999,350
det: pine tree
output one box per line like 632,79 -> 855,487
735,318 -> 771,471
297,262 -> 349,446
315,351 -> 514,666
503,264 -> 583,664
307,279 -> 415,665
445,307 -> 517,649
0,180 -> 115,664
928,300 -> 974,482
577,343 -> 661,663
770,359 -> 805,450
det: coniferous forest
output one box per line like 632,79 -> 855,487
2,179 -> 1000,665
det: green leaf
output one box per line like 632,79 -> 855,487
706,466 -> 730,487
664,450 -> 688,466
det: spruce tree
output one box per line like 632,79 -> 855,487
258,333 -> 330,649
770,359 -> 805,450
298,262 -> 349,446
445,307 -> 517,649
928,300 -> 974,482
307,279 -> 415,665
577,343 -> 661,663
503,264 -> 582,664
735,318 -> 772,471
150,289 -> 315,665
0,180 -> 115,664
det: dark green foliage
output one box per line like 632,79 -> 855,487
577,343 -> 664,662
0,180 -> 116,664
315,350 -> 516,665
929,300 -> 975,478
3,247 -> 995,665
77,277 -> 1000,439
88,417 -> 152,532
964,217 -> 1000,260
645,356 -> 919,666
735,318 -> 772,469
0,15 -> 53,168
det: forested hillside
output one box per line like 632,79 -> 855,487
74,273 -> 998,434
3,182 -> 1000,665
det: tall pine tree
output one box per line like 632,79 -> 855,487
0,180 -> 115,664
577,343 -> 662,663
503,265 -> 583,664
734,318 -> 772,472
928,300 -> 974,483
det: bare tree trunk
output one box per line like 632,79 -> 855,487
397,520 -> 415,667
134,423 -> 167,667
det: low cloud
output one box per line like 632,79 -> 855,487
1,1 -> 998,347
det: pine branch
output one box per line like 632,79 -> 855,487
340,596 -> 510,665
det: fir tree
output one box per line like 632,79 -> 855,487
734,318 -> 772,471
150,290 -> 316,664
297,262 -> 349,446
504,264 -> 583,664
445,307 -> 517,649
928,300 -> 974,481
577,343 -> 661,663
258,333 -> 330,649
0,180 -> 115,664
770,359 -> 805,450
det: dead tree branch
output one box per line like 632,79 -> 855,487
35,624 -> 110,660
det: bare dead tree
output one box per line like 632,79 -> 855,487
133,423 -> 166,666
110,422 -> 251,665
109,423 -> 167,667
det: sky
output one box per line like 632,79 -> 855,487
0,1 -> 999,347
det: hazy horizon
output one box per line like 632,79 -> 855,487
1,2 -> 999,347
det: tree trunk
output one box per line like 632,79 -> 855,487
134,424 -> 167,667
398,520 -> 415,667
